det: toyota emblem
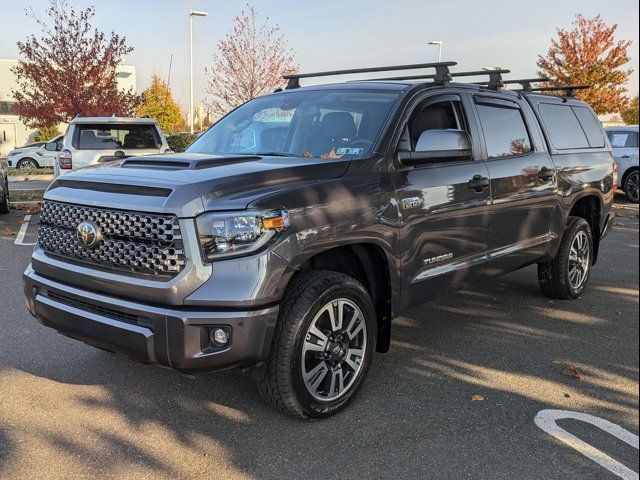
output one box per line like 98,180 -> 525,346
76,221 -> 102,248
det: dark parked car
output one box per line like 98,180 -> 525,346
0,160 -> 9,214
23,62 -> 615,419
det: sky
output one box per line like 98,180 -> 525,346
1,0 -> 638,111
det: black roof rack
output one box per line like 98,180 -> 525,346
357,68 -> 510,90
476,77 -> 550,91
517,85 -> 590,98
282,61 -> 457,89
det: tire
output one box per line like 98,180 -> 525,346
623,169 -> 639,203
538,216 -> 593,300
0,179 -> 9,214
258,270 -> 376,419
16,158 -> 39,169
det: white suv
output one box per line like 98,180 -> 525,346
7,135 -> 63,169
54,117 -> 171,177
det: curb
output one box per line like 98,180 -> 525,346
8,174 -> 54,182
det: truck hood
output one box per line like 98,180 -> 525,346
44,153 -> 350,216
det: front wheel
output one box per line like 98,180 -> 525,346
538,216 -> 593,300
258,270 -> 376,419
16,158 -> 40,169
624,170 -> 639,203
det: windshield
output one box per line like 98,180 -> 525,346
187,89 -> 400,159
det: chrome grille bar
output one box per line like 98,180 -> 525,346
38,200 -> 186,276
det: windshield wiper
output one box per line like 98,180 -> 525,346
252,151 -> 301,157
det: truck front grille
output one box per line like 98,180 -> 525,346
38,200 -> 186,276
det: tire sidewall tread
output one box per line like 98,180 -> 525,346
258,270 -> 376,419
538,216 -> 593,300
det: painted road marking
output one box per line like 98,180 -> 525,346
14,214 -> 36,246
535,409 -> 639,480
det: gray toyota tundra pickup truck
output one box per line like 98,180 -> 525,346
23,62 -> 615,419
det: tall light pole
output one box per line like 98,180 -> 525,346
428,40 -> 443,62
189,10 -> 208,134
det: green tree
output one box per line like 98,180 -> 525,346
33,124 -> 61,142
537,14 -> 633,114
621,95 -> 639,125
136,74 -> 184,133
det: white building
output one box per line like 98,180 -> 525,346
0,59 -> 136,159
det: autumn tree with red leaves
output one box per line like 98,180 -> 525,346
11,0 -> 138,128
205,5 -> 297,118
537,14 -> 633,114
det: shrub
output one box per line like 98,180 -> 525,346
33,124 -> 61,142
167,133 -> 198,153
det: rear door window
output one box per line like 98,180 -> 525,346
475,99 -> 533,158
75,124 -> 160,150
572,106 -> 605,148
538,104 -> 590,150
608,131 -> 638,148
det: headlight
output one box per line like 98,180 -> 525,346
195,210 -> 288,261
8,151 -> 19,157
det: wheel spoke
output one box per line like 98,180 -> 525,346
329,368 -> 345,397
346,314 -> 364,340
305,324 -> 328,352
327,302 -> 343,332
344,348 -> 364,372
569,268 -> 578,285
304,361 -> 329,392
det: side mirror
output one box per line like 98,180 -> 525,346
397,129 -> 473,166
44,142 -> 58,151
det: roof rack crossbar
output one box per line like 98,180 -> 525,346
475,77 -> 550,91
356,68 -> 510,89
517,85 -> 590,97
282,61 -> 457,89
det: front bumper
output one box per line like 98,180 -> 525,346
23,265 -> 278,372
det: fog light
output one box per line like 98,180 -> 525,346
211,328 -> 229,346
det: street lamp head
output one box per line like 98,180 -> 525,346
190,10 -> 208,17
428,40 -> 443,46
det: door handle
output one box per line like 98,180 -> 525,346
468,174 -> 490,192
621,155 -> 630,159
538,166 -> 554,182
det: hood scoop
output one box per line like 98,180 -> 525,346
121,155 -> 262,170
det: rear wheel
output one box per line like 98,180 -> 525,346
0,179 -> 9,214
258,270 -> 376,419
16,158 -> 39,169
623,170 -> 639,203
538,216 -> 593,300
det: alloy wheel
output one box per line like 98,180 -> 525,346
301,298 -> 367,402
568,230 -> 590,290
625,171 -> 639,203
18,159 -> 38,169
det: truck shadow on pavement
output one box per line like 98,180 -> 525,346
1,224 -> 638,479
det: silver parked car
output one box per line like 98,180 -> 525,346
54,117 -> 171,177
6,135 -> 63,169
606,126 -> 639,203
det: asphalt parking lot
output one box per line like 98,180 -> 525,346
0,202 -> 638,479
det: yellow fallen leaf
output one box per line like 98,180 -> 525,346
471,394 -> 485,402
3,227 -> 17,237
562,367 -> 581,379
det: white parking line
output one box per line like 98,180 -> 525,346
14,214 -> 36,246
535,409 -> 639,480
